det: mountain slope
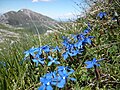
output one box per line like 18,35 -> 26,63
0,9 -> 57,34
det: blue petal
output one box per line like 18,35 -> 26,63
55,61 -> 60,65
69,77 -> 76,81
54,58 -> 57,61
51,82 -> 57,85
95,63 -> 100,67
85,38 -> 91,44
48,56 -> 53,61
38,85 -> 46,90
48,61 -> 53,66
42,45 -> 50,53
57,79 -> 66,88
53,76 -> 62,82
46,85 -> 53,90
39,60 -> 44,65
86,64 -> 93,68
97,58 -> 105,62
83,29 -> 90,35
32,59 -> 38,66
24,52 -> 29,58
69,50 -> 78,56
57,66 -> 65,71
88,36 -> 95,39
40,77 -> 45,83
62,52 -> 69,60
74,40 -> 83,49
92,58 -> 97,64
52,46 -> 60,52
84,61 -> 92,65
68,70 -> 74,75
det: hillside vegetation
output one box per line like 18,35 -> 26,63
0,0 -> 120,90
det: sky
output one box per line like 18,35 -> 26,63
0,0 -> 87,20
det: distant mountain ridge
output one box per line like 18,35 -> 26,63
0,9 -> 57,33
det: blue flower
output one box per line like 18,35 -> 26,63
84,58 -> 104,68
84,37 -> 92,45
83,29 -> 90,35
112,17 -> 116,20
82,23 -> 92,35
68,49 -> 79,57
62,48 -> 81,60
38,66 -> 76,89
56,72 -> 68,88
42,45 -> 50,53
76,34 -> 85,41
62,36 -> 73,49
55,66 -> 76,88
38,72 -> 54,90
52,46 -> 60,52
97,11 -> 107,19
24,47 -> 39,59
57,66 -> 75,75
71,34 -> 77,41
62,52 -> 69,60
36,47 -> 43,56
48,56 -> 60,66
74,40 -> 83,49
62,36 -> 70,42
32,57 -> 44,66
62,40 -> 69,48
83,36 -> 94,45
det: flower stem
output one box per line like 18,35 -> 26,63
94,65 -> 100,80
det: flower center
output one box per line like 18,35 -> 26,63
47,82 -> 50,85
63,77 -> 66,79
52,60 -> 55,62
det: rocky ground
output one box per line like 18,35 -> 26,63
0,29 -> 19,43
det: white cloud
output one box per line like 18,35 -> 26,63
32,0 -> 51,2
53,12 -> 83,21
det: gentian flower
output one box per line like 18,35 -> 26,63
42,45 -> 50,53
55,66 -> 76,88
57,66 -> 75,75
62,36 -> 73,49
83,36 -> 94,45
84,37 -> 92,45
97,11 -> 107,19
48,56 -> 60,66
76,34 -> 85,41
62,51 -> 69,60
38,66 -> 76,89
74,40 -> 83,49
32,57 -> 44,66
62,48 -> 81,60
62,40 -> 70,48
84,58 -> 104,68
36,47 -> 43,56
83,29 -> 90,35
68,49 -> 79,57
38,72 -> 55,90
52,46 -> 60,52
62,36 -> 70,42
24,47 -> 39,59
